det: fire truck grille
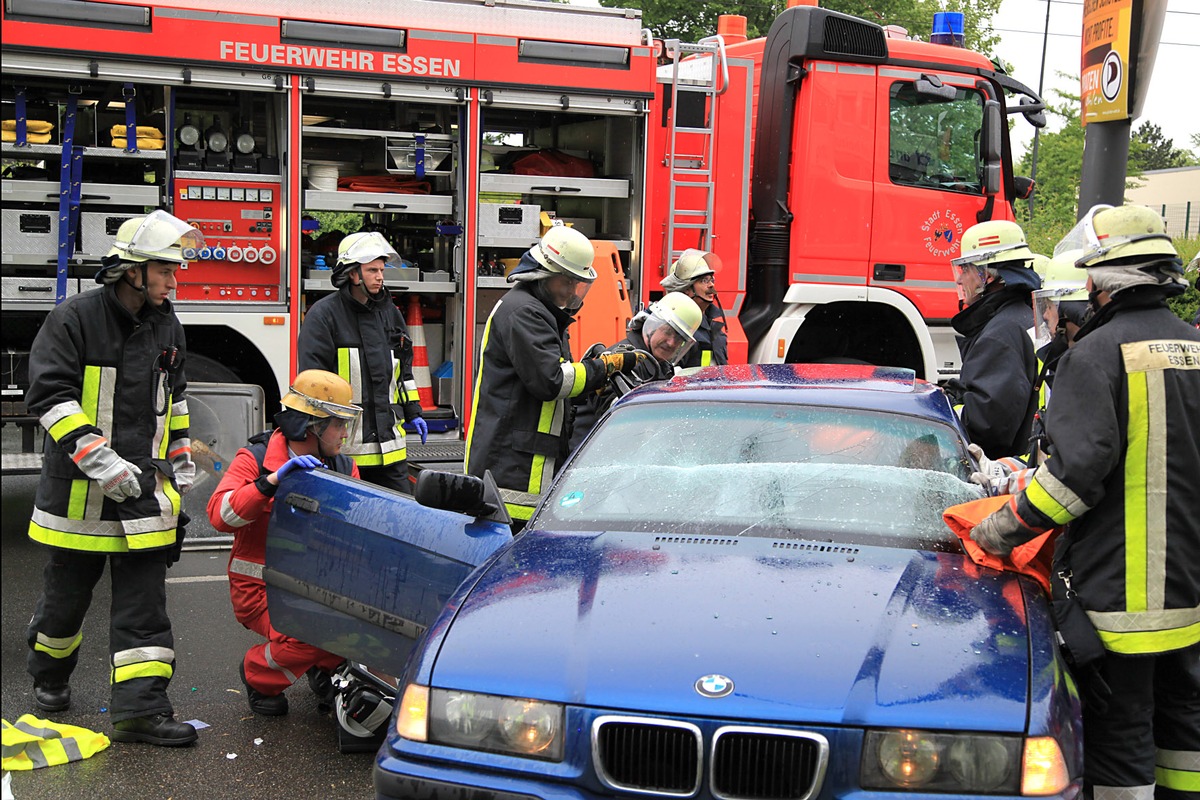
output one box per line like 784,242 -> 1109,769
711,729 -> 827,800
594,718 -> 701,795
823,17 -> 887,59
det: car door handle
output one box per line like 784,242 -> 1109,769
873,263 -> 905,281
284,493 -> 320,513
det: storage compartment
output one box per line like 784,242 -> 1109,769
478,202 -> 540,239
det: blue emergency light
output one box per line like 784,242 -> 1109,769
930,12 -> 965,48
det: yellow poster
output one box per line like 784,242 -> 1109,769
1081,0 -> 1134,124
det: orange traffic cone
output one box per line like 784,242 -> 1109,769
405,295 -> 437,411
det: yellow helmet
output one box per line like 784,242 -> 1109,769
531,225 -> 596,281
98,210 -> 205,283
665,249 -> 721,284
641,292 -> 703,365
952,220 -> 1035,269
1071,204 -> 1178,268
281,370 -> 361,420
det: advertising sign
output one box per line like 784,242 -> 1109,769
1081,0 -> 1134,124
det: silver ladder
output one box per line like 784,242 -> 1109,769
662,35 -> 728,276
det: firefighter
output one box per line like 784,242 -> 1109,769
660,248 -> 728,367
24,210 -> 201,747
570,292 -> 703,449
946,220 -> 1042,460
207,370 -> 361,716
971,205 -> 1200,800
466,225 -> 648,529
297,231 -> 426,493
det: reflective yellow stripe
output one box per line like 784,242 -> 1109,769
1025,474 -> 1075,525
168,413 -> 188,431
1156,766 -> 1200,793
34,632 -> 82,659
1097,618 -> 1200,655
701,349 -> 713,367
67,479 -> 89,520
350,448 -> 407,467
29,522 -> 129,553
464,314 -> 495,471
528,399 -> 556,495
48,413 -> 91,442
125,527 -> 177,551
1125,370 -> 1150,612
569,362 -> 587,397
111,661 -> 173,684
505,502 -> 534,521
81,366 -> 101,422
162,476 -> 181,516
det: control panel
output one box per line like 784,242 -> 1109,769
173,177 -> 283,302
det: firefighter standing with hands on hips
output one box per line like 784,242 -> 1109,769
207,370 -> 361,716
297,231 -> 426,493
659,248 -> 727,367
946,220 -> 1042,460
23,210 -> 201,747
970,205 -> 1200,800
466,225 -> 647,529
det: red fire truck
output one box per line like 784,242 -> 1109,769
1,0 -> 1044,469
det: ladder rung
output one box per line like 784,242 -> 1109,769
670,223 -> 711,230
671,168 -> 711,177
674,126 -> 713,134
671,209 -> 710,217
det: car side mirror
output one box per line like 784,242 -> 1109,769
1019,95 -> 1047,128
982,99 -> 1002,195
415,469 -> 513,527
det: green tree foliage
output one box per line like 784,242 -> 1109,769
1128,122 -> 1200,172
603,0 -> 1000,54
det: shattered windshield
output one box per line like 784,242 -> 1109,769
536,401 -> 983,548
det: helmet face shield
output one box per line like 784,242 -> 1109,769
310,413 -> 360,454
642,314 -> 695,364
951,261 -> 987,305
107,210 -> 205,264
1033,287 -> 1078,348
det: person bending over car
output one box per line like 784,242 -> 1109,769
207,370 -> 361,716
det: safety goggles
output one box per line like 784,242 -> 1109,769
642,315 -> 695,364
1032,285 -> 1086,349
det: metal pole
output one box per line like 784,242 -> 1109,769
1078,119 -> 1132,220
1027,0 -> 1053,219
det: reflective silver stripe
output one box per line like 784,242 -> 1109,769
31,507 -> 124,536
790,273 -> 868,284
1157,748 -> 1200,771
60,738 -> 83,762
219,492 -> 254,528
14,720 -> 59,739
1087,604 -> 1200,636
171,399 -> 188,417
402,379 -> 419,395
229,557 -> 264,580
499,487 -> 542,507
342,436 -> 405,456
113,646 -> 175,667
95,366 -> 117,447
390,353 -> 401,403
40,400 -> 85,431
263,642 -> 298,683
37,631 -> 82,650
1092,785 -> 1155,800
1143,369 -> 1168,611
120,510 -> 179,535
1033,465 -> 1093,517
555,362 -> 578,400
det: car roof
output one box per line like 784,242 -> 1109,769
618,364 -> 958,427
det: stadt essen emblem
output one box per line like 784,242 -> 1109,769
695,674 -> 735,698
921,208 -> 964,257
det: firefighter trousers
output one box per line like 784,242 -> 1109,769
358,461 -> 410,495
231,576 -> 344,697
26,548 -> 176,723
1078,642 -> 1200,800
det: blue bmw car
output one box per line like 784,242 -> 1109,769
264,364 -> 1082,799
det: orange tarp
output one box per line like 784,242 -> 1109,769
943,495 -> 1057,593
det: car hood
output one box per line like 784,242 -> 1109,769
429,530 -> 1033,732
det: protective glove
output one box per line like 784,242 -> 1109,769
274,454 -> 324,482
968,443 -> 1014,493
412,416 -> 428,445
970,500 -> 1044,557
596,350 -> 648,377
171,453 -> 197,496
86,447 -> 143,503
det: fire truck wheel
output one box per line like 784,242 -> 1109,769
188,353 -> 241,384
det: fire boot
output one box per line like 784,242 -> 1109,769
240,661 -> 288,716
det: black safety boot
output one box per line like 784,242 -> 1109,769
240,662 -> 288,716
33,681 -> 71,713
111,713 -> 197,746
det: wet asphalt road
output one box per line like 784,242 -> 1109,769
1,474 -> 376,800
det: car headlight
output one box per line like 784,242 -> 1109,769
397,685 -> 564,762
861,729 -> 1020,793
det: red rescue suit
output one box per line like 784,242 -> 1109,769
206,430 -> 358,695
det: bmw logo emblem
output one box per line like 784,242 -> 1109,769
695,674 -> 734,698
